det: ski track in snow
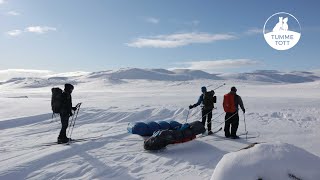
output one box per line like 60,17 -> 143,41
0,79 -> 320,179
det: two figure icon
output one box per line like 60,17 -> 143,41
273,17 -> 288,32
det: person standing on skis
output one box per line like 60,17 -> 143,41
189,86 -> 216,135
223,86 -> 245,139
57,83 -> 78,144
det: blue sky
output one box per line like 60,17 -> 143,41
0,0 -> 320,73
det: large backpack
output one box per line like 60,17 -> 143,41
203,91 -> 216,110
51,87 -> 63,113
144,130 -> 173,150
223,93 -> 236,113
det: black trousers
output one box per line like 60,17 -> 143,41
58,113 -> 70,139
202,109 -> 212,131
224,112 -> 239,137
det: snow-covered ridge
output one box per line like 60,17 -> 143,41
0,68 -> 319,88
218,70 -> 320,83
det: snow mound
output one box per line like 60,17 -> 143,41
211,142 -> 320,180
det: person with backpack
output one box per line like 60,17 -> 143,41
189,86 -> 216,135
223,86 -> 245,139
57,83 -> 78,143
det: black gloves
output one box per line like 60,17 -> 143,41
189,105 -> 194,109
242,109 -> 246,114
72,107 -> 77,111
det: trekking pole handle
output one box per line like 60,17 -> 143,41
76,102 -> 82,108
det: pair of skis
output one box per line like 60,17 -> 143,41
200,127 -> 259,139
37,135 -> 102,147
199,127 -> 223,137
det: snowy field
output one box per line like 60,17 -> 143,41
0,69 -> 320,180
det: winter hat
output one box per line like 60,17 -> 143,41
231,86 -> 237,92
201,86 -> 207,93
64,83 -> 74,90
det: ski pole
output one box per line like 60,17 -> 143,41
200,107 -> 223,121
207,83 -> 226,90
68,103 -> 81,142
188,107 -> 199,119
243,113 -> 247,139
66,111 -> 76,139
213,83 -> 226,90
51,113 -> 59,123
199,108 -> 217,120
185,109 -> 190,123
212,112 -> 224,120
68,103 -> 82,143
212,111 -> 238,130
66,103 -> 82,136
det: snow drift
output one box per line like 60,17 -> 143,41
211,142 -> 320,180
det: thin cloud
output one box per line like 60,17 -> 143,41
145,17 -> 159,24
6,26 -> 57,37
244,28 -> 262,35
25,26 -> 57,34
127,32 -> 236,48
0,0 -> 5,5
6,29 -> 22,36
7,11 -> 20,16
174,59 -> 261,70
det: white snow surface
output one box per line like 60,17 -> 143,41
211,142 -> 320,180
0,69 -> 320,180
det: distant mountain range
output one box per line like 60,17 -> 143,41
0,68 -> 319,88
74,68 -> 320,83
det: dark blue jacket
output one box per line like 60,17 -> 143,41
194,94 -> 204,107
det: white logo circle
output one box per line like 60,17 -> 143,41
263,12 -> 301,50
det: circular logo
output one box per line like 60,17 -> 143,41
263,12 -> 301,50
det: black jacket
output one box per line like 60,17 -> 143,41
60,91 -> 73,115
